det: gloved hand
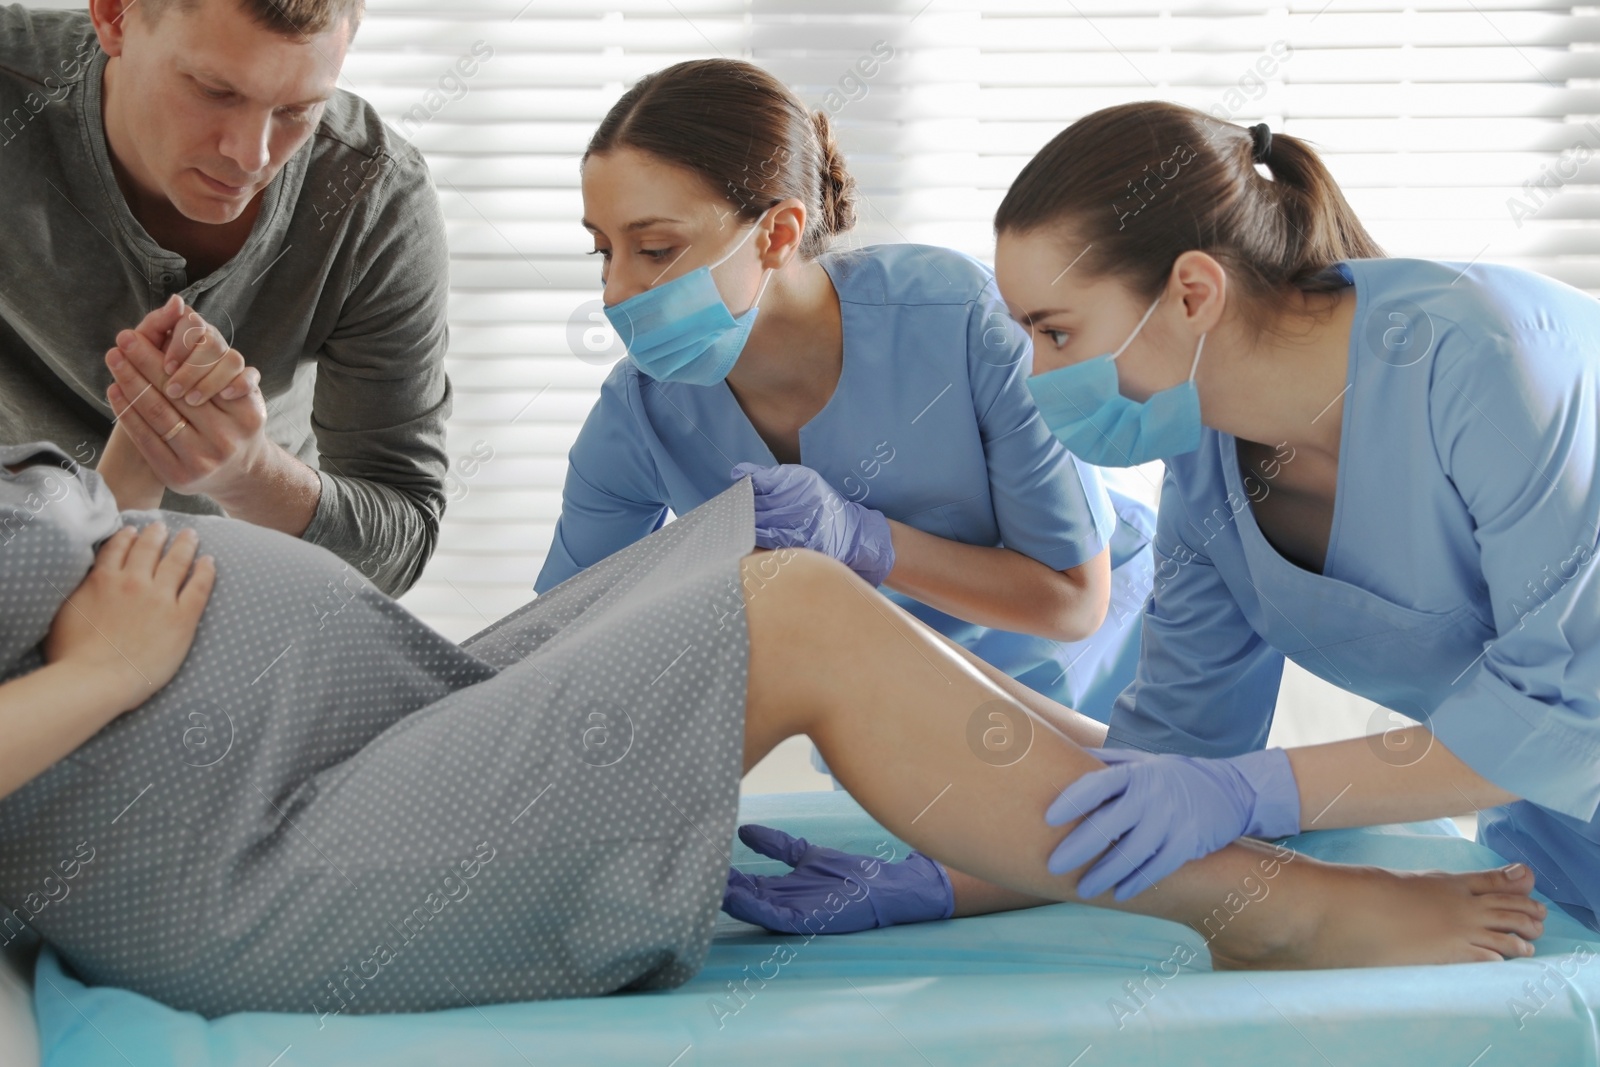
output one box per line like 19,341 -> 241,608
722,823 -> 954,934
1044,746 -> 1301,901
730,462 -> 895,586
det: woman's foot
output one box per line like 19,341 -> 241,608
1205,854 -> 1546,969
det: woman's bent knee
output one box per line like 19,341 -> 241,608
739,548 -> 859,743
738,547 -> 862,623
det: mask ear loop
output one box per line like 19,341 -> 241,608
709,206 -> 776,314
1188,332 -> 1207,381
1109,294 -> 1164,361
710,206 -> 774,271
748,266 -> 775,311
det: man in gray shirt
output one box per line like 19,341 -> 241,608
0,0 -> 453,596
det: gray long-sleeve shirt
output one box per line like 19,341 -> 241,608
0,6 -> 453,595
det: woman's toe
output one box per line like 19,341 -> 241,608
1465,864 -> 1535,896
1470,929 -> 1534,960
1483,906 -> 1544,941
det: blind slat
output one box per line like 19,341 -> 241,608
330,0 -> 1600,637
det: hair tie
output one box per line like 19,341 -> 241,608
1248,122 -> 1273,164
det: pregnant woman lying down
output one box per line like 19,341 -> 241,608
0,431 -> 1544,1017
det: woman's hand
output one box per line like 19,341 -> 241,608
42,520 -> 216,715
97,421 -> 168,511
99,298 -> 187,510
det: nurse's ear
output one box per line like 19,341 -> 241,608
1167,250 -> 1229,337
756,197 -> 808,271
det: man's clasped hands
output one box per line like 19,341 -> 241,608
98,295 -> 268,511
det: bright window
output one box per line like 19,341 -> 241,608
334,0 -> 1596,635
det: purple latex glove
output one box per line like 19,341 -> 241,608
722,823 -> 954,934
1044,746 -> 1301,901
730,462 -> 895,586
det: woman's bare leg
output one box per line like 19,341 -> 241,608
906,612 -> 1109,749
738,550 -> 1546,968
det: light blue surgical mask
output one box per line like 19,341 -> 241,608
603,209 -> 774,386
1024,293 -> 1207,467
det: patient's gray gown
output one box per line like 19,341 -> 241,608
0,440 -> 755,1017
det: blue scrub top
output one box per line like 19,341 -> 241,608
536,242 -> 1154,711
1105,256 -> 1600,928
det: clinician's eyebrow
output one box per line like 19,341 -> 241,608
183,66 -> 332,108
1017,306 -> 1071,324
580,216 -> 685,233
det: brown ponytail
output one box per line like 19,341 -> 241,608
994,102 -> 1383,322
585,59 -> 857,259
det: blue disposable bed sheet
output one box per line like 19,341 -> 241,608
35,791 -> 1600,1066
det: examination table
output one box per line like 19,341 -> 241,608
9,790 -> 1600,1066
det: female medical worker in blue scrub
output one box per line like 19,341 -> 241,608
997,103 -> 1600,925
725,100 -> 1598,939
542,58 -> 1156,751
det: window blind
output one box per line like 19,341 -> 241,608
370,1 -> 1595,640
29,0 -> 1592,637
361,0 -> 980,637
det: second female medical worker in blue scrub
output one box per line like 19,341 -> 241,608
726,100 -> 1600,941
540,58 -> 1157,764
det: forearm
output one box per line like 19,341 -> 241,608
0,662 -> 129,803
207,440 -> 321,537
95,425 -> 166,511
1287,727 -> 1521,830
882,519 -> 1108,642
290,467 -> 441,596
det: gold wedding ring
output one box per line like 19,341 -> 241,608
162,420 -> 188,442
